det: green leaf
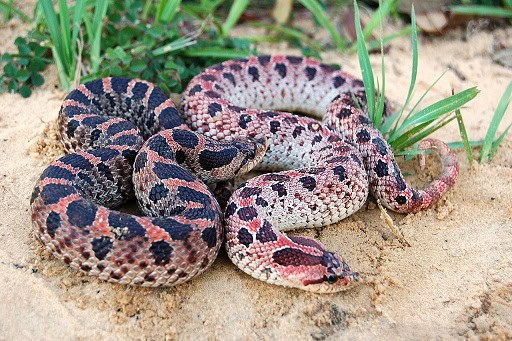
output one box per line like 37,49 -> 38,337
31,73 -> 45,87
7,79 -> 18,92
130,59 -> 147,73
1,52 -> 12,62
3,62 -> 17,77
17,69 -> 30,82
19,84 -> 31,97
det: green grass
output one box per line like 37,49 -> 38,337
480,81 -> 512,163
451,5 -> 512,18
2,0 -> 407,96
354,0 -> 479,154
0,0 -> 30,22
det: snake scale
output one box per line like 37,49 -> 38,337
31,55 -> 459,292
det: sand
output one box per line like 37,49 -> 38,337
1,12 -> 512,340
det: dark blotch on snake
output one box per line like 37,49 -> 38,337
172,129 -> 199,149
305,67 -> 317,81
176,186 -> 211,206
237,207 -> 258,222
299,176 -> 317,191
286,56 -> 303,64
375,160 -> 389,177
271,183 -> 287,197
66,199 -> 98,228
208,102 -> 223,117
372,137 -> 388,156
258,55 -> 271,66
225,202 -> 237,217
356,129 -> 371,143
240,187 -> 262,198
256,220 -> 277,243
198,148 -> 238,171
272,248 -> 322,267
248,66 -> 259,82
189,84 -> 202,95
149,183 -> 169,202
148,135 -> 174,159
91,236 -> 113,261
153,162 -> 195,182
149,240 -> 173,265
222,72 -> 236,85
46,211 -> 61,238
332,165 -> 347,182
275,63 -> 287,78
237,228 -> 253,247
108,211 -> 146,239
152,218 -> 193,241
201,227 -> 217,248
41,184 -> 75,205
269,121 -> 281,133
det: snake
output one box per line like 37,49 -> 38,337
31,55 -> 459,293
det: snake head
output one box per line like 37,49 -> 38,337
278,236 -> 359,293
300,251 -> 359,293
230,136 -> 268,176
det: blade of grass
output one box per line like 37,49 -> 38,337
394,87 -> 479,138
454,106 -> 474,164
222,0 -> 249,36
70,0 -> 86,77
156,0 -> 180,23
451,5 -> 512,18
365,26 -> 412,51
389,69 -> 448,139
89,0 -> 108,73
298,0 -> 346,52
152,35 -> 198,56
40,0 -> 70,88
362,0 -> 395,41
374,0 -> 386,129
57,0 -> 71,68
354,0 -> 376,121
393,115 -> 456,151
490,122 -> 512,159
0,0 -> 30,22
182,47 -> 252,59
480,81 -> 512,163
389,6 -> 418,134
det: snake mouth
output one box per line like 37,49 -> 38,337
302,271 -> 359,288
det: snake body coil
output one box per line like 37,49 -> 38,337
31,56 -> 459,292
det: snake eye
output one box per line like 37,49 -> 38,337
324,273 -> 338,284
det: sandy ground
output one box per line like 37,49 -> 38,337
1,11 -> 512,340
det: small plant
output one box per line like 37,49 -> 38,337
353,0 -> 479,154
0,34 -> 51,97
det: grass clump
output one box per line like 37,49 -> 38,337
353,0 -> 479,155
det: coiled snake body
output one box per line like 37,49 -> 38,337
31,56 -> 458,292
